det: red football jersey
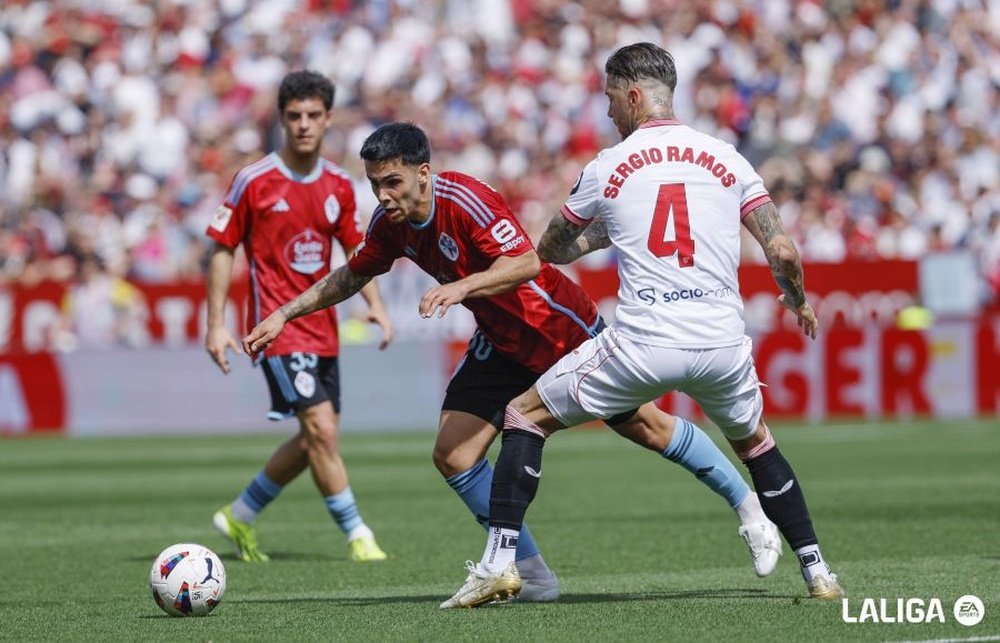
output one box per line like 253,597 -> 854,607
348,171 -> 600,374
207,152 -> 363,357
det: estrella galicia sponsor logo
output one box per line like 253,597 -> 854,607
842,595 -> 985,625
635,285 -> 733,305
285,229 -> 327,274
953,595 -> 985,626
438,232 -> 459,261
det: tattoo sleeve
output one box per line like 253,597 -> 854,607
746,201 -> 806,308
279,265 -> 373,321
537,216 -> 611,264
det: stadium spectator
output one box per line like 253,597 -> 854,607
53,252 -> 147,351
204,70 -> 392,564
443,42 -> 843,608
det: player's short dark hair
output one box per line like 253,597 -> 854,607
359,122 -> 431,166
605,42 -> 677,92
278,70 -> 335,112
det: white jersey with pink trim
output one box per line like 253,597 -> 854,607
562,119 -> 771,348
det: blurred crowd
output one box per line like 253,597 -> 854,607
1,0 -> 999,302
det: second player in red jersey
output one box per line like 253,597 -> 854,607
204,71 -> 391,565
348,170 -> 599,374
209,152 -> 362,357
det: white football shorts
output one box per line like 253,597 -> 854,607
536,327 -> 763,441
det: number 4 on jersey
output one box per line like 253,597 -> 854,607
647,183 -> 695,267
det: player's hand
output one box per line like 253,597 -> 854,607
366,306 -> 394,351
419,282 -> 469,319
242,310 -> 287,358
206,326 -> 241,374
778,294 -> 819,339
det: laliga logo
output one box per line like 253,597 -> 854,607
841,595 -> 984,626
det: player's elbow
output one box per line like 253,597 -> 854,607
522,251 -> 542,279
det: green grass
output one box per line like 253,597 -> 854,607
2,419 -> 998,641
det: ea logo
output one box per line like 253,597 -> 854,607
953,595 -> 984,626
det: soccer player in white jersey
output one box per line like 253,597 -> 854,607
443,42 -> 843,608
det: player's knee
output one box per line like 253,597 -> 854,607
732,421 -> 774,462
610,407 -> 672,452
431,443 -> 470,478
299,420 -> 339,455
508,392 -> 534,415
503,404 -> 553,439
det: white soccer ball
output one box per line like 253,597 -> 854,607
149,543 -> 226,617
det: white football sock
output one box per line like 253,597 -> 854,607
231,497 -> 257,523
795,544 -> 831,583
346,524 -> 372,542
734,492 -> 768,526
481,526 -> 519,573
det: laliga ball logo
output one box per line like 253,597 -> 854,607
954,595 -> 985,626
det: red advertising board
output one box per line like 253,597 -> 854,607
0,352 -> 66,434
0,280 -> 248,355
0,263 -> 996,433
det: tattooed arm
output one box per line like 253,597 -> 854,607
741,201 -> 818,338
537,215 -> 612,265
242,265 -> 373,355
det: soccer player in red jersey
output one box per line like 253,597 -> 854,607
244,123 -> 781,601
205,71 -> 392,563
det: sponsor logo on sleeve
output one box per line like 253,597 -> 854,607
490,219 -> 524,253
324,195 -> 341,224
210,206 -> 233,232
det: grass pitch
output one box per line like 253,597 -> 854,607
1,419 -> 998,641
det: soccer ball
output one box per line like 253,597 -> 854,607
149,543 -> 226,617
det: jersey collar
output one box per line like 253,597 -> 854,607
271,152 -> 324,183
639,118 -> 682,129
410,175 -> 438,230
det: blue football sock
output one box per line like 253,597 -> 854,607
237,471 -> 283,515
324,487 -> 364,534
662,418 -> 749,508
446,459 -> 540,561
